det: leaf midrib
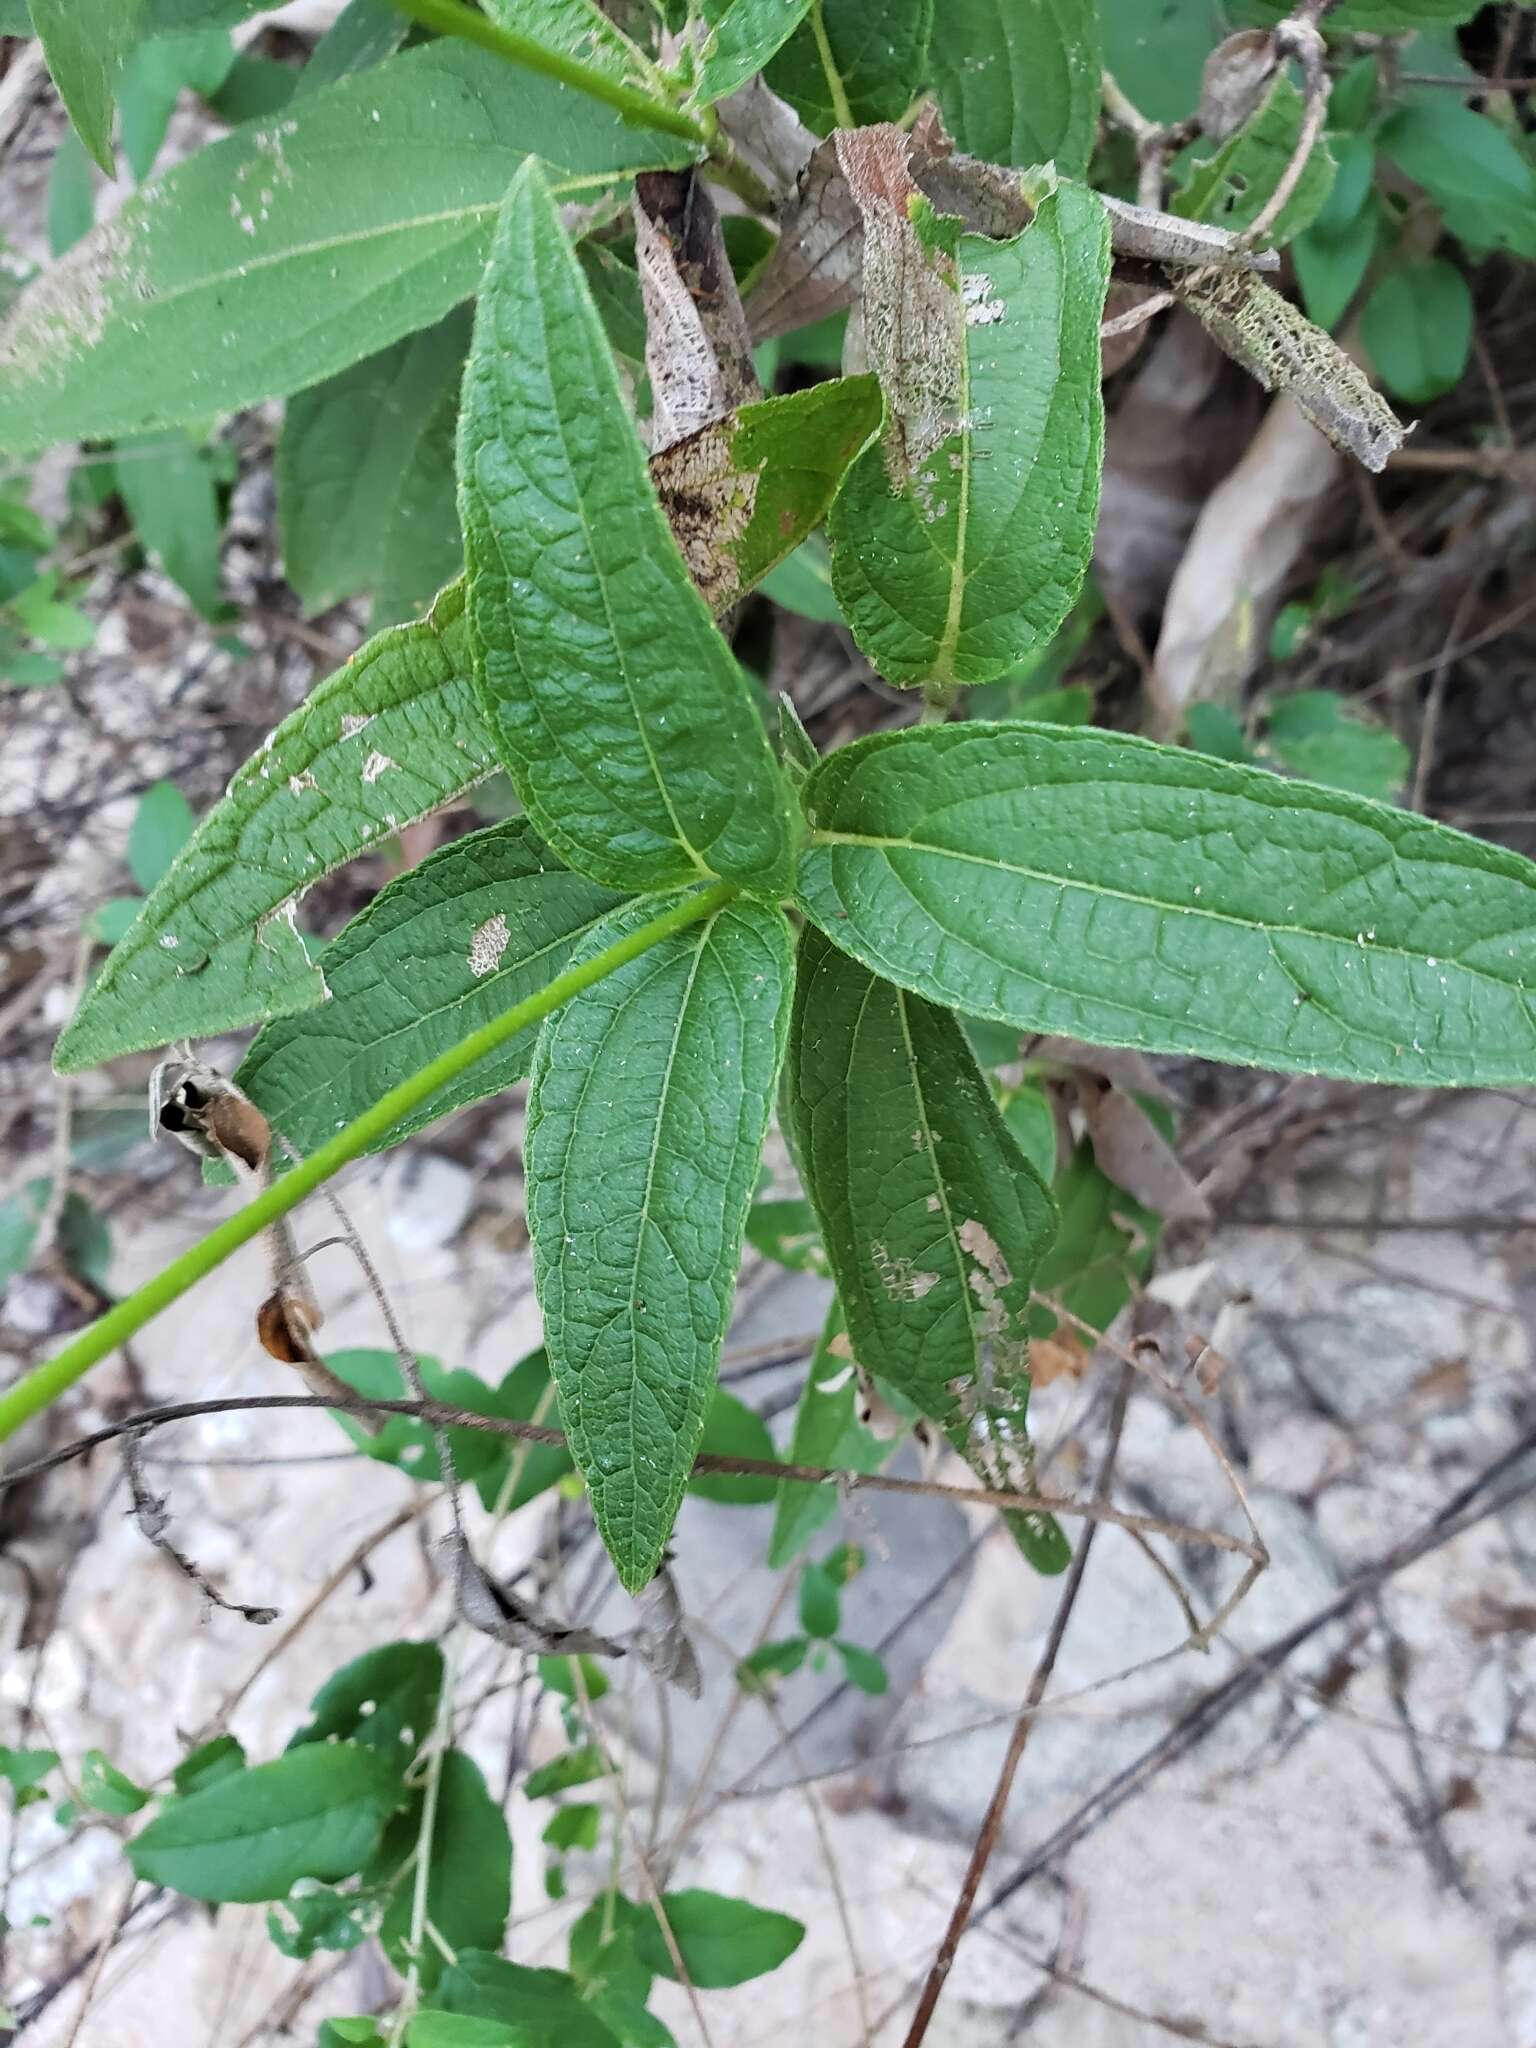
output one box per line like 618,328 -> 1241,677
810,828 -> 1532,997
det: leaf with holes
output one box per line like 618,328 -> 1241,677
527,894 -> 793,1589
798,721 -> 1536,1087
1174,73 -> 1337,248
828,175 -> 1109,688
460,164 -> 793,897
0,40 -> 691,454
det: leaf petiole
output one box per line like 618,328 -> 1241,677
0,883 -> 738,1449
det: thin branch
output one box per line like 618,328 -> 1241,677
900,1368 -> 1134,2047
121,1436 -> 278,1626
1239,10 -> 1330,250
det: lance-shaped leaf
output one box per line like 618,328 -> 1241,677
0,39 -> 691,454
1175,73 -> 1337,248
30,0 -> 141,174
828,167 -> 1110,687
928,0 -> 1100,175
526,894 -> 793,1590
649,376 -> 880,615
277,307 -> 471,624
235,821 -> 627,1165
54,588 -> 495,1072
766,0 -> 934,132
692,0 -> 817,106
797,722 -> 1536,1089
459,163 -> 793,897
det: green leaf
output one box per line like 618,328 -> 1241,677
173,1734 -> 245,1797
29,0 -> 140,173
320,1349 -> 510,1488
765,0 -> 933,131
477,1348 -> 574,1513
235,819 -> 626,1167
1245,0 -> 1479,26
786,928 -> 1056,1430
80,1750 -> 149,1815
459,163 -> 793,897
1293,203 -> 1379,332
761,536 -> 841,623
1174,73 -> 1337,248
1361,259 -> 1473,406
738,1637 -> 808,1687
1100,0 -> 1223,124
1265,690 -> 1410,801
693,0 -> 816,103
689,1387 -> 777,1506
288,1641 -> 443,1765
53,588 -> 497,1071
998,1081 -> 1058,1183
829,179 -> 1109,688
11,572 -> 94,649
128,1743 -> 401,1902
321,2021 -> 388,2048
635,1891 -> 805,1989
297,0 -> 408,97
118,28 -> 236,182
578,242 -> 648,373
767,1298 -> 886,1568
523,1748 -> 612,1799
0,1747 -> 58,1799
798,1561 -> 839,1639
527,893 -> 793,1590
372,1751 -> 511,1990
127,779 -> 196,893
538,1654 -> 610,1704
436,1951 -> 623,2047
277,307 -> 470,625
1185,701 -> 1253,763
0,40 -> 691,454
744,1196 -> 828,1275
207,51 -> 297,124
835,1641 -> 888,1693
47,129 -> 95,258
1377,101 -> 1536,260
266,1884 -> 372,1960
407,2016 -> 523,2048
0,1178 -> 112,1293
542,1800 -> 602,1851
928,0 -> 1099,173
797,720 -> 1536,1088
480,0 -> 657,87
115,436 -> 225,618
648,377 -> 881,618
1035,1140 -> 1158,1337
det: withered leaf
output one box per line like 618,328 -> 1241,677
454,1545 -> 624,1661
634,169 -> 758,452
631,1560 -> 702,1698
1076,1076 -> 1212,1224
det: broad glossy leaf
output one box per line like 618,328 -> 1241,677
768,1298 -> 886,1568
798,722 -> 1536,1087
635,1890 -> 804,1988
694,0 -> 816,103
288,1641 -> 443,1764
526,893 -> 793,1589
0,41 -> 691,453
928,0 -> 1100,173
29,0 -> 139,173
278,307 -> 470,624
237,821 -> 625,1163
765,0 -> 933,130
829,180 -> 1109,687
81,1750 -> 149,1815
648,376 -> 880,616
460,164 -> 793,896
1175,74 -> 1336,247
436,1952 -> 623,2047
785,928 -> 1057,1431
128,1743 -> 401,1902
371,1751 -> 511,1990
54,587 -> 495,1070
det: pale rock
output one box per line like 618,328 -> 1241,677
383,1150 -> 475,1251
1505,1941 -> 1536,2048
1249,1413 -> 1353,1499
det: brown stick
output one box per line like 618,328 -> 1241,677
899,1368 -> 1134,2046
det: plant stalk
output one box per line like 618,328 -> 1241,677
0,883 -> 737,1448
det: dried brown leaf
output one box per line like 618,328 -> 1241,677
1079,1077 -> 1211,1223
634,170 -> 758,451
631,1561 -> 702,1697
454,1544 -> 624,1660
1198,29 -> 1278,142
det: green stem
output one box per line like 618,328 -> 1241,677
0,883 -> 737,1448
389,0 -> 778,212
807,0 -> 855,132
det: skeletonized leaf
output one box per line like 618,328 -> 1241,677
766,0 -> 934,132
1176,266 -> 1402,471
829,172 -> 1110,686
527,894 -> 793,1590
798,722 -> 1536,1088
747,136 -> 862,342
30,0 -> 141,174
786,928 -> 1065,1567
459,163 -> 793,897
236,820 -> 627,1166
928,0 -> 1100,175
277,307 -> 470,623
634,169 -> 758,449
649,377 -> 879,615
0,39 -> 691,453
54,587 -> 495,1072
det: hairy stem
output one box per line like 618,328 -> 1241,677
0,883 -> 737,1447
